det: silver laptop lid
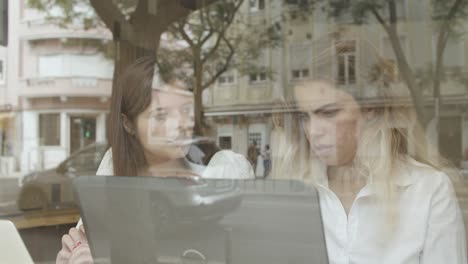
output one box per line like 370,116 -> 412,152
73,176 -> 329,264
0,220 -> 34,264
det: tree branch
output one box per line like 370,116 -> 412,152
156,0 -> 219,29
200,8 -> 216,45
177,18 -> 195,47
202,34 -> 235,89
195,9 -> 207,43
445,0 -> 464,21
202,32 -> 223,64
433,0 -> 464,97
369,5 -> 390,33
388,0 -> 397,25
89,0 -> 131,38
202,0 -> 243,62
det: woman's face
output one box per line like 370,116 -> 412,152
135,84 -> 194,163
294,80 -> 363,167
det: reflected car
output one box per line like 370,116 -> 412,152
17,143 -> 108,210
16,139 -> 241,221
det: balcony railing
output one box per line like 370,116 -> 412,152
21,76 -> 112,98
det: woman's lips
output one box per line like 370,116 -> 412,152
313,145 -> 335,156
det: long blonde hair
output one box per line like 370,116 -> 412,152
270,39 -> 459,236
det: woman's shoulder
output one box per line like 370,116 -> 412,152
402,158 -> 457,195
96,148 -> 113,176
203,150 -> 255,179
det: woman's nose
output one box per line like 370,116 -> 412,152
306,117 -> 327,138
169,109 -> 193,131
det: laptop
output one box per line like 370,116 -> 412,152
73,176 -> 329,264
0,220 -> 34,264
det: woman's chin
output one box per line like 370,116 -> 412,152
317,155 -> 340,167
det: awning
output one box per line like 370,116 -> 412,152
0,112 -> 15,119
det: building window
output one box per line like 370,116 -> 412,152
38,54 -> 113,78
218,70 -> 236,85
336,40 -> 357,85
249,0 -> 265,12
292,69 -> 310,80
249,72 -> 267,83
248,133 -> 262,150
39,113 -> 61,146
290,43 -> 312,81
219,136 -> 232,149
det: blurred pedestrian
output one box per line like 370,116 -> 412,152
247,140 -> 258,172
263,144 -> 271,178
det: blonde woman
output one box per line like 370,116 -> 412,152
271,42 -> 467,263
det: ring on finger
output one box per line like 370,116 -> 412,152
72,241 -> 82,251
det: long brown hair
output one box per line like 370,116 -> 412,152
109,56 -> 156,176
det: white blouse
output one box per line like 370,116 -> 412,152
316,159 -> 467,264
93,148 -> 255,179
80,151 -> 467,263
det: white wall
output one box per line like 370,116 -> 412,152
21,110 -> 108,172
20,111 -> 39,172
96,113 -> 107,143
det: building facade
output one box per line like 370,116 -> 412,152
0,0 -> 113,174
203,0 -> 468,169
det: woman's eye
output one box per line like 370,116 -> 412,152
152,113 -> 167,121
320,109 -> 339,117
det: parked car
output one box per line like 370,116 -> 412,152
17,143 -> 108,210
16,139 -> 237,214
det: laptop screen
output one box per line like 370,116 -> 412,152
73,176 -> 329,264
0,220 -> 34,264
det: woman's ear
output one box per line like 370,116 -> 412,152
121,114 -> 136,135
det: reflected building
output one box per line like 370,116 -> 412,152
3,1 -> 112,174
203,0 -> 468,168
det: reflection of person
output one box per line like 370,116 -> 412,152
56,57 -> 253,264
262,145 -> 271,178
247,140 -> 258,172
271,48 -> 467,262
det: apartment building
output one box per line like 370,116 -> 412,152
1,0 -> 113,174
203,0 -> 468,167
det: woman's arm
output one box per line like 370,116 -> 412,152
421,173 -> 467,263
56,149 -> 113,263
56,226 -> 93,264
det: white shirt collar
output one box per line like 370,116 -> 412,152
314,157 -> 426,197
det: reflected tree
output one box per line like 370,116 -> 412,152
158,0 -> 279,134
28,0 -> 274,135
317,0 -> 468,128
28,0 -> 219,101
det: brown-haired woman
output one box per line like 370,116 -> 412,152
56,57 -> 254,264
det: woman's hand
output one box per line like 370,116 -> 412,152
56,225 -> 93,264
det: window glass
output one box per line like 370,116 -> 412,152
2,0 -> 468,262
39,113 -> 60,146
38,54 -> 113,78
